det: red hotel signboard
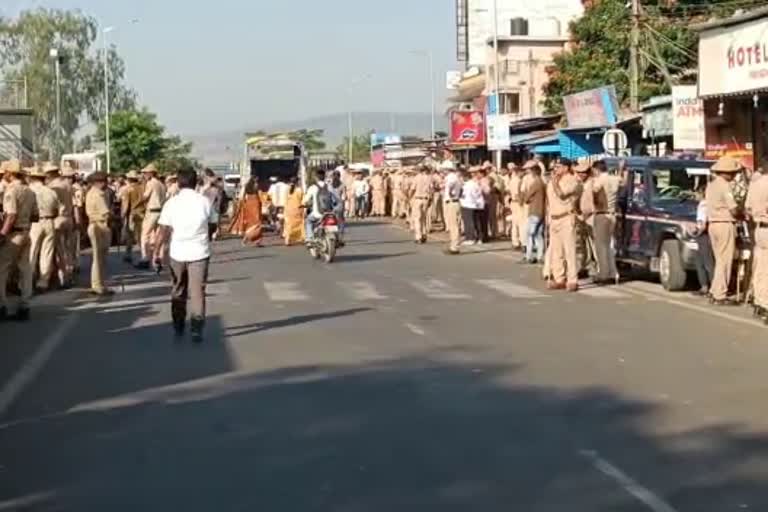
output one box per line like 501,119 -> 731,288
450,110 -> 486,146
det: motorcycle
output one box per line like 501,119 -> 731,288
307,212 -> 341,263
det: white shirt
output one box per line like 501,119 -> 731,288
353,179 -> 370,198
268,182 -> 289,207
460,179 -> 485,210
444,171 -> 462,201
159,188 -> 213,262
303,181 -> 331,219
696,199 -> 708,224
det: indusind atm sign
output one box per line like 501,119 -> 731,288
699,16 -> 768,97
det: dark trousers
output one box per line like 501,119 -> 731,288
461,207 -> 483,242
695,233 -> 715,290
479,207 -> 490,242
170,257 -> 210,322
355,196 -> 368,218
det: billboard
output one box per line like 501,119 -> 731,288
563,86 -> 619,129
450,110 -> 486,146
671,85 -> 705,151
370,133 -> 402,146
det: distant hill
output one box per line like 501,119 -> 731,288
184,112 -> 448,164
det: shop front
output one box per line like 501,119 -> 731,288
696,7 -> 768,171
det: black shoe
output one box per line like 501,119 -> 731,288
421,236 -> 427,244
154,260 -> 163,275
134,261 -> 150,270
443,249 -> 460,256
13,307 -> 30,322
190,316 -> 205,343
171,301 -> 186,337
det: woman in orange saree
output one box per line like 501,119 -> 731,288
283,177 -> 305,246
228,177 -> 263,246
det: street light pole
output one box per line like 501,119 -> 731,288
103,26 -> 113,174
49,48 -> 61,161
492,0 -> 502,169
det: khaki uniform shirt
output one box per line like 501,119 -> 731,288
369,174 -> 384,193
546,173 -> 583,218
508,173 -> 523,204
579,178 -> 596,219
29,182 -> 61,218
143,177 -> 167,211
593,173 -> 620,213
86,187 -> 111,224
746,174 -> 768,223
3,180 -> 38,230
410,174 -> 433,199
49,177 -> 74,219
72,183 -> 84,208
522,174 -> 546,218
121,183 -> 146,218
705,175 -> 738,222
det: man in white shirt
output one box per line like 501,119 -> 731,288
460,168 -> 485,245
303,169 -> 335,242
157,169 -> 213,342
353,173 -> 370,218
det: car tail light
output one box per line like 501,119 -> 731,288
322,216 -> 338,227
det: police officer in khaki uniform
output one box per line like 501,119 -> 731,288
67,168 -> 85,273
546,159 -> 583,291
591,160 -> 620,283
507,163 -> 525,250
28,165 -> 60,291
47,163 -> 75,287
409,165 -> 433,244
120,170 -> 146,264
85,172 -> 113,295
443,165 -> 463,255
139,163 -> 166,269
0,161 -> 38,320
575,163 -> 596,275
706,156 -> 742,305
746,163 -> 768,320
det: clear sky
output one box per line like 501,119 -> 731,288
4,0 -> 457,135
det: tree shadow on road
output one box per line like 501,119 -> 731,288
2,350 -> 768,511
335,252 -> 415,263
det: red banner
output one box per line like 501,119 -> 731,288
450,110 -> 486,146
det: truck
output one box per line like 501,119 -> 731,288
242,133 -> 308,191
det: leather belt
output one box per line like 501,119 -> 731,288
444,199 -> 459,203
550,211 -> 574,220
594,211 -> 614,215
709,220 -> 735,224
11,227 -> 30,233
414,196 -> 429,200
40,215 -> 56,220
148,208 -> 162,213
757,222 -> 768,229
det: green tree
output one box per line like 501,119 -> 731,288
0,8 -> 135,157
96,108 -> 194,173
288,129 -> 326,151
336,135 -> 370,163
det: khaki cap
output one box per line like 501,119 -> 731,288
43,162 -> 60,173
125,170 -> 140,180
28,165 -> 47,178
711,156 -> 742,173
141,163 -> 158,174
6,159 -> 22,174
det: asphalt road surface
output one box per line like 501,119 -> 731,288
2,220 -> 768,511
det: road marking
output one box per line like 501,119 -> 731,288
404,323 -> 426,336
411,279 -> 471,300
340,281 -> 387,300
578,287 -> 630,299
476,279 -> 547,298
0,314 -> 79,416
264,281 -> 309,302
579,450 -> 678,512
621,283 -> 763,330
118,281 -> 169,293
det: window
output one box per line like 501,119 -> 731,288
500,92 -> 520,115
648,168 -> 700,207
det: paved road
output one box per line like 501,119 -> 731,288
2,220 -> 768,511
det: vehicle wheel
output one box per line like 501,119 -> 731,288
659,239 -> 687,291
323,235 -> 336,263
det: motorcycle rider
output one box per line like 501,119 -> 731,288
303,169 -> 336,243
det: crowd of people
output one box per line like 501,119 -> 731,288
0,159 -> 227,329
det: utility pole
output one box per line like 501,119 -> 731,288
103,27 -> 113,173
630,0 -> 640,112
492,0 -> 503,169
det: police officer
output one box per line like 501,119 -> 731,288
0,161 -> 38,320
546,159 -> 583,291
28,165 -> 60,292
507,163 -> 525,250
47,163 -> 75,287
443,164 -> 463,255
746,161 -> 768,320
575,162 -> 596,276
120,170 -> 145,264
591,160 -> 620,284
85,172 -> 113,295
409,165 -> 433,244
138,163 -> 166,269
706,156 -> 742,305
66,167 -> 85,274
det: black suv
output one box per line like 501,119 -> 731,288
605,157 -> 713,291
